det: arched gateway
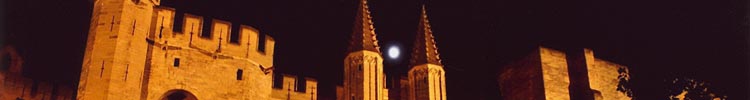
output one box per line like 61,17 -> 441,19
161,89 -> 198,100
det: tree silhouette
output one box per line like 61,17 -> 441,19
666,77 -> 727,100
616,67 -> 634,98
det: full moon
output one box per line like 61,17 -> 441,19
387,46 -> 400,59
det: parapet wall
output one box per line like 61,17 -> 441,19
0,73 -> 76,100
150,6 -> 275,67
271,74 -> 318,100
0,45 -> 75,100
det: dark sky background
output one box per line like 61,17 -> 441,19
4,0 -> 749,99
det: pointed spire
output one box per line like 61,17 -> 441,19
410,5 -> 443,66
347,0 -> 381,53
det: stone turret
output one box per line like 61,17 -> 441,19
339,0 -> 388,99
77,0 -> 159,99
406,5 -> 447,100
347,0 -> 381,53
409,5 -> 442,67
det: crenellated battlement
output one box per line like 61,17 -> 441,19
78,1 -> 284,100
1,45 -> 76,100
149,6 -> 275,67
271,73 -> 318,100
1,72 -> 77,100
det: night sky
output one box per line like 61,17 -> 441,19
4,0 -> 749,99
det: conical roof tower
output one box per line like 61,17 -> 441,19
410,5 -> 442,67
347,0 -> 381,53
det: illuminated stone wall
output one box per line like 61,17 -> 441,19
589,58 -> 631,100
339,51 -> 388,100
498,47 -> 631,100
498,48 -> 545,100
76,0 -> 318,99
76,0 -> 156,99
270,74 -> 318,100
0,46 -> 76,100
1,72 -> 77,100
143,6 -> 276,100
498,47 -> 572,100
406,64 -> 447,100
539,47 -> 573,100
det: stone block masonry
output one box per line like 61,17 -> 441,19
498,47 -> 632,100
76,0 -> 314,100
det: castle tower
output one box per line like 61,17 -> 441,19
407,5 -> 447,100
341,0 -> 387,99
77,0 -> 160,99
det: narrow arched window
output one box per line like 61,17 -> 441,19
173,58 -> 180,67
236,69 -> 243,80
358,64 -> 363,71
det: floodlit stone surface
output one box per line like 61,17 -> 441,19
539,47 -> 572,100
76,0 -> 315,100
0,46 -> 77,100
339,51 -> 388,100
337,0 -> 389,99
498,47 -> 632,100
406,64 -> 447,100
589,58 -> 632,100
270,74 -> 318,100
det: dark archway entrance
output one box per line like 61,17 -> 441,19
161,89 -> 197,100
